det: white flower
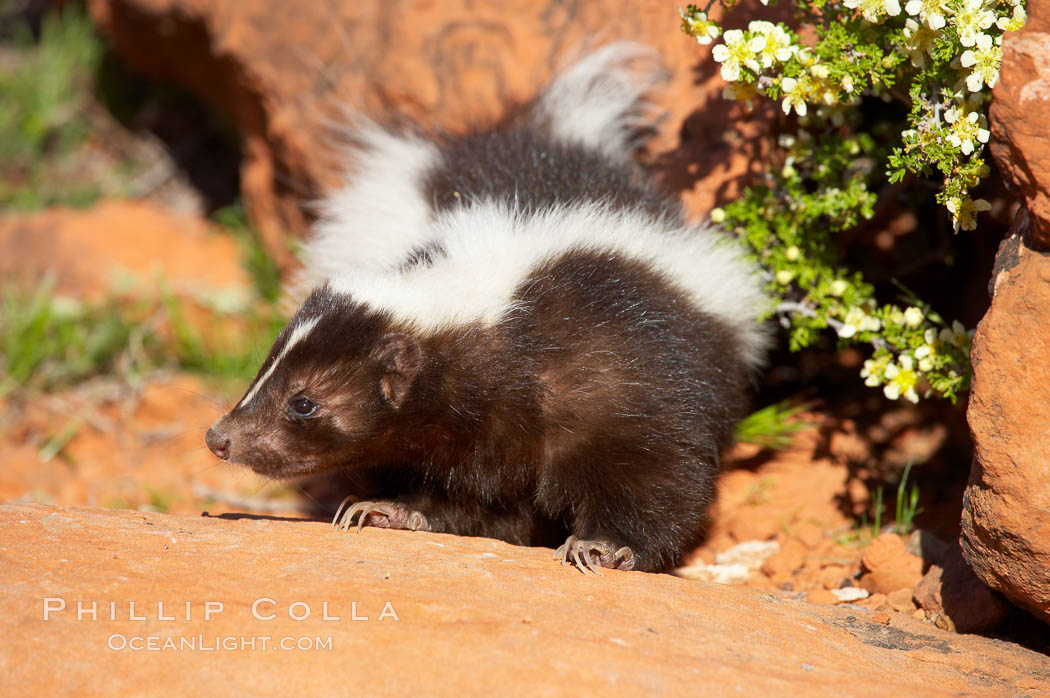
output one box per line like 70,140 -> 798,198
846,0 -> 902,22
861,355 -> 892,387
683,10 -> 722,45
904,0 -> 946,30
961,33 -> 1002,92
946,108 -> 990,155
839,306 -> 879,338
770,26 -> 798,63
747,22 -> 798,66
780,76 -> 808,116
829,279 -> 849,297
785,245 -> 800,261
841,74 -> 855,93
900,18 -> 937,67
946,196 -> 992,231
903,306 -> 924,328
712,29 -> 756,82
955,0 -> 997,47
775,269 -> 796,285
710,207 -> 726,223
997,4 -> 1026,32
722,81 -> 760,109
750,34 -> 768,56
883,354 -> 920,402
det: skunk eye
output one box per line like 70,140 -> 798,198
288,396 -> 318,418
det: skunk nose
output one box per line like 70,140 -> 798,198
205,426 -> 231,460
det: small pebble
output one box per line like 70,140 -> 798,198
715,540 -> 780,570
830,587 -> 869,602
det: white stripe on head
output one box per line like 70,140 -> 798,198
238,316 -> 322,408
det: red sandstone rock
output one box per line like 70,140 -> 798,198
963,214 -> 1050,624
86,0 -> 779,265
988,6 -> 1050,245
819,565 -> 853,590
759,537 -> 807,580
0,200 -> 248,299
857,593 -> 890,612
887,588 -> 918,614
3,503 -> 1048,696
859,533 -> 925,596
914,544 -> 1011,635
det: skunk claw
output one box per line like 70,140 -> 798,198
332,500 -> 430,533
554,536 -> 635,574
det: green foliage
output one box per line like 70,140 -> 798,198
735,399 -> 815,450
893,461 -> 922,535
849,462 -> 922,541
680,0 -> 1023,403
0,277 -> 285,397
213,203 -> 284,303
144,486 -> 177,513
0,6 -> 105,209
162,289 -> 286,384
0,277 -> 143,395
868,485 -> 884,538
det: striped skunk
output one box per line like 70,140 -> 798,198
206,44 -> 769,573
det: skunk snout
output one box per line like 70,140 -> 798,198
205,424 -> 231,461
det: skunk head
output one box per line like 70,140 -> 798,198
205,285 -> 422,478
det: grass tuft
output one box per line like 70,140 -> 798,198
0,6 -> 105,209
735,399 -> 815,451
0,276 -> 285,398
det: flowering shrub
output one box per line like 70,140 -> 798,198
682,0 -> 1026,402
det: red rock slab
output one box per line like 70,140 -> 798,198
859,532 -> 925,596
963,215 -> 1050,624
913,543 -> 1010,635
989,6 -> 1050,245
0,200 -> 248,299
2,504 -> 1048,696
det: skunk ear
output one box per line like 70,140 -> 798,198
371,333 -> 422,409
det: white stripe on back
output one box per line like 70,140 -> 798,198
327,201 -> 770,368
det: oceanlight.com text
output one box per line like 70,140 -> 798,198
106,634 -> 334,652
